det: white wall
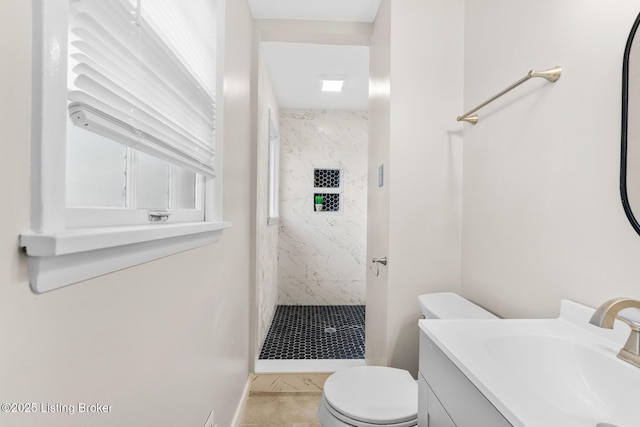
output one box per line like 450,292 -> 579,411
256,50 -> 280,348
278,110 -> 368,305
366,0 -> 392,368
462,0 -> 640,318
367,0 -> 464,375
368,0 -> 640,376
0,1 -> 253,426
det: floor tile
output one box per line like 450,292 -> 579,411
259,305 -> 365,360
239,392 -> 322,427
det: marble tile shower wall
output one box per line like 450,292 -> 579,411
257,54 -> 280,346
278,110 -> 368,305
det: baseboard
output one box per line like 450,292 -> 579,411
230,378 -> 251,427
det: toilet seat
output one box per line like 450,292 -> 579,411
320,366 -> 417,427
320,397 -> 417,427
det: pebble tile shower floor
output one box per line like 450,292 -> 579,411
259,305 -> 365,360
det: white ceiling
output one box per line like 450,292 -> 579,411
248,0 -> 381,22
261,42 -> 369,110
248,0 -> 380,111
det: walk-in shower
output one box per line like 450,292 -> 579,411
254,110 -> 369,372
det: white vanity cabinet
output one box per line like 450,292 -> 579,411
418,331 -> 512,427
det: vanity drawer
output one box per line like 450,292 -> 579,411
419,332 -> 511,427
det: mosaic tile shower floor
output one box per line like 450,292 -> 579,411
259,305 -> 365,360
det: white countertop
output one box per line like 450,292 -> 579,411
419,300 -> 640,427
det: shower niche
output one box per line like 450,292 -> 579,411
313,168 -> 341,212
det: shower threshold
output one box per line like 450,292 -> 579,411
254,358 -> 365,373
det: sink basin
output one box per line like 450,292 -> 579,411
486,335 -> 639,426
419,300 -> 640,427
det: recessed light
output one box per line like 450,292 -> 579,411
321,79 -> 344,92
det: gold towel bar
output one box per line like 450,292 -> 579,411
457,66 -> 562,125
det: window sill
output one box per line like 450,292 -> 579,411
20,221 -> 232,293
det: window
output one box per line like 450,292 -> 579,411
267,109 -> 280,225
21,0 -> 230,293
66,0 -> 215,226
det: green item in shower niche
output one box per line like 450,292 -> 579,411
315,195 -> 324,204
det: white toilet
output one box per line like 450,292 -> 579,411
318,292 -> 497,427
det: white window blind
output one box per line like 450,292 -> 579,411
67,0 -> 217,178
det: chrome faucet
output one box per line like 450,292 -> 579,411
589,298 -> 640,368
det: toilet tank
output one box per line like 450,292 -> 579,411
418,292 -> 498,319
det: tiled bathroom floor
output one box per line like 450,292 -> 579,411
259,305 -> 365,360
238,392 -> 322,427
239,374 -> 329,426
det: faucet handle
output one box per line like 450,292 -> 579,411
616,315 -> 640,331
619,305 -> 640,325
590,298 -> 640,368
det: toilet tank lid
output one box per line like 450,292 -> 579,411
418,292 -> 498,319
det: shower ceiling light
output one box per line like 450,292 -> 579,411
321,79 -> 344,92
